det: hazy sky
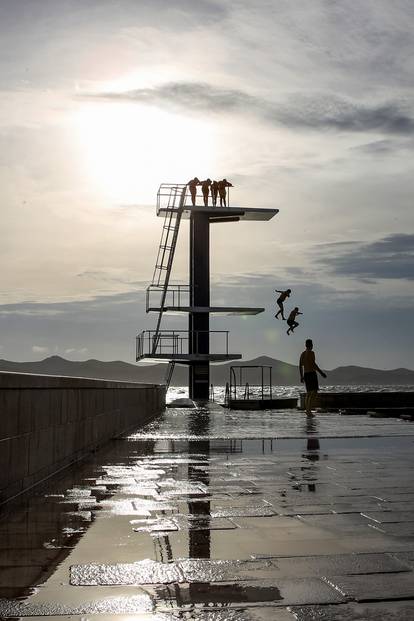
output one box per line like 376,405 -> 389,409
1,0 -> 413,369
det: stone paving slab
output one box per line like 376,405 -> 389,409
296,513 -> 374,533
362,510 -> 414,523
0,591 -> 154,617
368,522 -> 414,537
324,572 -> 414,601
260,553 -> 408,577
70,559 -> 184,586
156,578 -> 345,609
390,551 -> 414,567
292,601 -> 414,621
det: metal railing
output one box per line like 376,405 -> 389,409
146,284 -> 191,312
157,182 -> 232,214
229,366 -> 273,401
136,329 -> 230,360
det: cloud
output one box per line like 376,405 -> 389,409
351,138 -> 414,156
64,347 -> 88,356
90,81 -> 414,135
32,345 -> 50,354
315,234 -> 414,281
0,308 -> 64,317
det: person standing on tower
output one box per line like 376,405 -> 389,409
286,307 -> 302,335
211,180 -> 219,206
299,339 -> 327,416
200,178 -> 212,206
274,288 -> 291,320
187,177 -> 200,206
218,178 -> 233,207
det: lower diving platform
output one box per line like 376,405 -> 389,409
136,329 -> 241,363
146,285 -> 264,315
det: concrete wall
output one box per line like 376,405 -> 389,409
0,372 -> 165,505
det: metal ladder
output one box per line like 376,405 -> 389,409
150,185 -> 187,391
164,360 -> 176,391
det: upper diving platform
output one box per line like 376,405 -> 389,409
156,183 -> 278,222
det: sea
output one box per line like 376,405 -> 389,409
167,384 -> 414,404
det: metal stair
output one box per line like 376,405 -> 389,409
150,184 -> 187,366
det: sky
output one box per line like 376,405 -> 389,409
0,0 -> 413,370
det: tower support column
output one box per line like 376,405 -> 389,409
189,212 -> 210,400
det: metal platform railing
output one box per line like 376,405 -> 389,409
136,329 -> 230,360
157,182 -> 232,214
229,365 -> 273,401
146,284 -> 191,312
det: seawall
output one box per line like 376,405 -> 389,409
0,372 -> 165,506
299,391 -> 414,410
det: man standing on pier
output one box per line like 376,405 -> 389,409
299,339 -> 327,416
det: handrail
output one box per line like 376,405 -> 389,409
229,365 -> 273,402
146,284 -> 192,312
157,181 -> 232,212
136,329 -> 230,359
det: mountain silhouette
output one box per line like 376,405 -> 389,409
0,356 -> 413,386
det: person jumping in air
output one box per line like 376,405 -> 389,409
299,339 -> 327,416
217,178 -> 233,207
200,178 -> 212,206
286,307 -> 302,335
274,288 -> 291,320
187,177 -> 200,206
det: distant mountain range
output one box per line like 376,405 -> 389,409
0,355 -> 413,386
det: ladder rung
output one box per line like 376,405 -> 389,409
155,265 -> 168,270
160,245 -> 173,251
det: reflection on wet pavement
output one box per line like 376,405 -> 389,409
1,405 -> 414,619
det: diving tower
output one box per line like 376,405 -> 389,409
136,182 -> 278,400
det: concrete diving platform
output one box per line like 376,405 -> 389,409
141,353 -> 242,362
157,204 -> 279,222
147,305 -> 264,315
135,329 -> 240,363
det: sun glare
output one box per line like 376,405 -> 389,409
74,102 -> 215,204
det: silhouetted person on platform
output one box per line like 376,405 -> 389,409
200,178 -> 212,206
275,288 -> 291,320
286,307 -> 302,335
218,178 -> 233,207
187,177 -> 200,206
211,180 -> 219,206
299,339 -> 327,416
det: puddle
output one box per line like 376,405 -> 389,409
1,405 -> 414,614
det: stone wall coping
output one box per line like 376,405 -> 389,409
0,371 -> 164,390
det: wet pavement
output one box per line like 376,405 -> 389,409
1,404 -> 414,620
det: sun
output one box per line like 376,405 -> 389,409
73,102 -> 215,204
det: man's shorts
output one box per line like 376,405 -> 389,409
304,371 -> 319,392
